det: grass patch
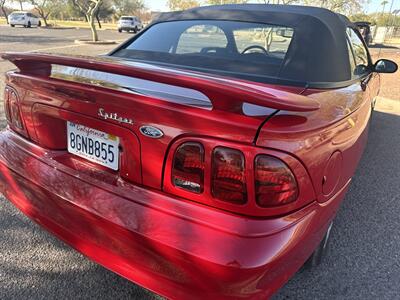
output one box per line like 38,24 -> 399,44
386,37 -> 400,44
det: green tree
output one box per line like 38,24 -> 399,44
167,0 -> 200,11
1,0 -> 9,23
300,0 -> 366,14
30,0 -> 63,26
374,12 -> 400,26
71,0 -> 103,41
95,0 -> 114,27
381,0 -> 388,13
97,0 -> 114,20
113,0 -> 145,17
63,1 -> 85,19
350,12 -> 400,27
350,13 -> 375,24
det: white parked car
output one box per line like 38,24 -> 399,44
118,16 -> 143,33
8,11 -> 41,28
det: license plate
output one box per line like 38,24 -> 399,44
67,122 -> 119,171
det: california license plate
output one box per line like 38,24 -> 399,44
67,122 -> 119,170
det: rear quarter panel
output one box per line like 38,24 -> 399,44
257,80 -> 373,203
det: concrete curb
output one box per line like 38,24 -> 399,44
39,26 -> 76,30
375,96 -> 400,116
74,39 -> 117,45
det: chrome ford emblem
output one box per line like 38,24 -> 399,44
140,126 -> 164,139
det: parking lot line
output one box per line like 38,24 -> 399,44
27,43 -> 88,52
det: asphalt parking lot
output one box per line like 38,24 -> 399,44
0,26 -> 129,100
0,26 -> 400,300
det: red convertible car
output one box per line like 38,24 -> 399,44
0,4 -> 397,299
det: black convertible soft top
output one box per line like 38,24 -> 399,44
113,5 -> 361,87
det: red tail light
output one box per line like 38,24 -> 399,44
212,147 -> 247,204
10,97 -> 24,130
172,142 -> 204,193
255,155 -> 298,207
165,139 -> 310,217
4,86 -> 27,136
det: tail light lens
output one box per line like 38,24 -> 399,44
172,142 -> 204,193
167,139 -> 306,216
212,147 -> 247,204
8,88 -> 24,130
4,87 -> 27,137
255,155 -> 298,207
10,100 -> 24,130
3,87 -> 11,122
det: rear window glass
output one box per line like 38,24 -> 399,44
121,17 -> 133,21
176,25 -> 228,54
233,26 -> 293,59
113,20 -> 294,82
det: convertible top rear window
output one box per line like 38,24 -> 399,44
111,5 -> 358,87
113,20 -> 294,83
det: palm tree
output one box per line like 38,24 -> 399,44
381,0 -> 388,14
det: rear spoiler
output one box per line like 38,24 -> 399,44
1,52 -> 320,112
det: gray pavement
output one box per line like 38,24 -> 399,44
275,110 -> 400,300
0,26 -> 400,300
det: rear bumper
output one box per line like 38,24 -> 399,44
9,21 -> 27,26
0,130 -> 349,299
118,26 -> 137,30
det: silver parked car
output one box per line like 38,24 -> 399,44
118,16 -> 143,33
8,11 -> 41,28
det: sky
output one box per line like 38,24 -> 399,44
146,0 -> 169,11
145,0 -> 400,13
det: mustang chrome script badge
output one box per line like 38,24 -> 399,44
140,126 -> 164,139
98,108 -> 133,125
